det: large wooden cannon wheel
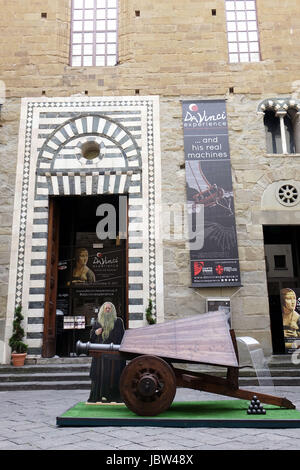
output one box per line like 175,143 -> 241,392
119,355 -> 177,416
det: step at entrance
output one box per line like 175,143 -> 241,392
0,358 -> 92,391
0,356 -> 299,391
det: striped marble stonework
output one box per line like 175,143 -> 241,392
5,96 -> 163,359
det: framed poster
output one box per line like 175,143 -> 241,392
71,232 -> 126,323
206,297 -> 231,328
280,288 -> 300,354
74,232 -> 124,286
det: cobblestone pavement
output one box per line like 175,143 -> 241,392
0,387 -> 299,451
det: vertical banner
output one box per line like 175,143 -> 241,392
182,99 -> 241,287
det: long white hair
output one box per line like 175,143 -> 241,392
98,302 -> 117,341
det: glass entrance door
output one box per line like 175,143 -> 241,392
54,195 -> 127,357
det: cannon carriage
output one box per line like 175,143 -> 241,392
76,311 -> 295,416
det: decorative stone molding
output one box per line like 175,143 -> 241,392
276,183 -> 299,207
261,180 -> 300,210
257,98 -> 300,115
4,96 -> 163,362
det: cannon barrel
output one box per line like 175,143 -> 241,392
76,340 -> 120,356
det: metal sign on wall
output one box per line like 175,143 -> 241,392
182,99 -> 241,287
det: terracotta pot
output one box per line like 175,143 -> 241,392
11,353 -> 27,367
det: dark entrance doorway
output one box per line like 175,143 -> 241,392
263,225 -> 300,354
43,195 -> 128,358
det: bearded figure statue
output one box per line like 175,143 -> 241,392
87,302 -> 125,403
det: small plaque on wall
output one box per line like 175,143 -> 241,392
206,297 -> 231,328
265,244 -> 294,278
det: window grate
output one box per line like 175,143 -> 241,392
277,184 -> 299,207
225,0 -> 261,64
70,0 -> 118,67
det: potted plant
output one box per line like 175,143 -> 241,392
9,305 -> 28,366
146,299 -> 156,325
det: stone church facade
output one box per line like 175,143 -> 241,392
1,0 -> 300,363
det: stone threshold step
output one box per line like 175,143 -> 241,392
0,381 -> 91,391
25,357 -> 92,365
0,365 -> 91,374
0,372 -> 90,383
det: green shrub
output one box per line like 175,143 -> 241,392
146,299 -> 156,325
9,305 -> 28,354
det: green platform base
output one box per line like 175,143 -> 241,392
56,400 -> 300,428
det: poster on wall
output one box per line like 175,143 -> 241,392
280,288 -> 300,354
206,298 -> 231,328
56,233 -> 126,331
182,99 -> 241,287
74,232 -> 124,286
72,232 -> 126,321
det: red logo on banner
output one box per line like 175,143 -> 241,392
97,252 -> 102,258
189,103 -> 198,112
216,264 -> 224,275
194,261 -> 204,275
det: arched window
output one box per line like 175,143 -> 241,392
258,99 -> 300,154
264,110 -> 282,154
264,110 -> 295,154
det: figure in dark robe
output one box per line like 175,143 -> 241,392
87,302 -> 126,403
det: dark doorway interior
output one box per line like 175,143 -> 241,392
54,195 -> 127,357
263,225 -> 300,354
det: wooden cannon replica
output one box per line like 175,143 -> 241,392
76,311 -> 295,416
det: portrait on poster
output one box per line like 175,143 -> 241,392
280,288 -> 300,353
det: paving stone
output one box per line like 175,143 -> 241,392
0,440 -> 21,450
69,440 -> 118,450
0,388 -> 299,450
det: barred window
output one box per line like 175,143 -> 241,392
225,0 -> 261,64
70,0 -> 118,67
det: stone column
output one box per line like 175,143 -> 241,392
276,111 -> 287,154
292,112 -> 300,153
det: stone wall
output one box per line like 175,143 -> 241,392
1,0 -> 300,355
2,0 -> 300,97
